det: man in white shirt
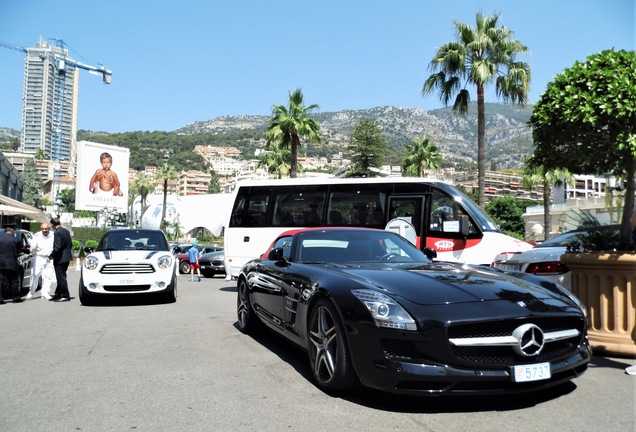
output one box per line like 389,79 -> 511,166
28,223 -> 55,299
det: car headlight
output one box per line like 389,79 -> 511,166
157,255 -> 173,269
84,256 -> 99,270
352,289 -> 417,331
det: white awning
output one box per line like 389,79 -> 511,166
0,194 -> 49,223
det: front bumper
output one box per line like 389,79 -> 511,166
354,344 -> 591,396
80,267 -> 176,295
200,261 -> 225,274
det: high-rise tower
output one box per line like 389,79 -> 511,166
20,37 -> 79,165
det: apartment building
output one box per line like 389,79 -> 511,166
20,38 -> 79,164
178,170 -> 211,195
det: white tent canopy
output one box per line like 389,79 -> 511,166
0,194 -> 49,224
139,193 -> 234,237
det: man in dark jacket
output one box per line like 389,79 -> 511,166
0,227 -> 23,304
49,218 -> 73,301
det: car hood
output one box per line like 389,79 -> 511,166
335,262 -> 576,309
92,250 -> 172,261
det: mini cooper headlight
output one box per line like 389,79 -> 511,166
352,289 -> 417,331
157,255 -> 173,269
84,256 -> 99,270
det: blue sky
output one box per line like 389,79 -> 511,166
0,1 -> 634,133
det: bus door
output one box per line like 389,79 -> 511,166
387,195 -> 428,249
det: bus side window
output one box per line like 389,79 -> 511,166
429,190 -> 475,235
229,193 -> 247,228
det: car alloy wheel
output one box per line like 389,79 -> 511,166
307,299 -> 356,393
237,278 -> 261,334
179,261 -> 191,274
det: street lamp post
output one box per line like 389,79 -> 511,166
53,201 -> 64,219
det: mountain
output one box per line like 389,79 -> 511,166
2,103 -> 534,169
0,127 -> 20,142
177,102 -> 533,169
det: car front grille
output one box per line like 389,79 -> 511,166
382,316 -> 585,367
100,264 -> 155,274
103,285 -> 152,292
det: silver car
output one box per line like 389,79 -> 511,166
491,225 -> 620,290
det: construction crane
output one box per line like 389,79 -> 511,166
0,38 -> 112,203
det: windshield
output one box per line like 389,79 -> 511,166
98,230 -> 169,251
535,232 -> 581,248
295,229 -> 430,264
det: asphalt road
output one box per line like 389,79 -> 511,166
0,267 -> 634,432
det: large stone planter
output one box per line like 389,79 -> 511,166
562,252 -> 636,356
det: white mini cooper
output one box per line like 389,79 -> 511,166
79,229 -> 178,305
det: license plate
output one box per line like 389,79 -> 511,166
499,264 -> 521,271
200,265 -> 207,269
513,362 -> 551,382
120,279 -> 135,285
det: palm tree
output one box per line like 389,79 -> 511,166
265,89 -> 322,178
521,166 -> 574,240
256,145 -> 291,179
155,164 -> 179,229
130,171 -> 154,217
422,12 -> 530,206
403,136 -> 443,177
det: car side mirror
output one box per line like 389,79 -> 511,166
460,215 -> 470,237
423,247 -> 437,260
267,247 -> 285,261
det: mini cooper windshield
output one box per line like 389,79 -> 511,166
97,230 -> 170,251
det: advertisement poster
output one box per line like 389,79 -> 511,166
76,140 -> 129,212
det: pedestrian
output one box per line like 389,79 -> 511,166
28,222 -> 55,299
189,242 -> 202,282
49,218 -> 73,302
0,227 -> 24,304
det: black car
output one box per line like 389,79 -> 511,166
237,228 -> 590,396
173,244 -> 223,274
0,229 -> 34,297
198,249 -> 225,278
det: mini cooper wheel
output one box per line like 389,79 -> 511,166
307,299 -> 356,393
79,278 -> 96,306
160,273 -> 178,304
237,278 -> 261,334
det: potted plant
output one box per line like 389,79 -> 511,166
72,239 -> 82,258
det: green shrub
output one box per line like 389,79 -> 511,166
85,239 -> 99,249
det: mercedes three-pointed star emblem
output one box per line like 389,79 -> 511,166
512,323 -> 545,356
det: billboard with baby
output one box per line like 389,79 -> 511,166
76,140 -> 130,212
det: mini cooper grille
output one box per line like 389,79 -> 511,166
100,264 -> 155,274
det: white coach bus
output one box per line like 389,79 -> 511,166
224,177 -> 531,277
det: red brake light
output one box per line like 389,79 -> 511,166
526,261 -> 569,275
